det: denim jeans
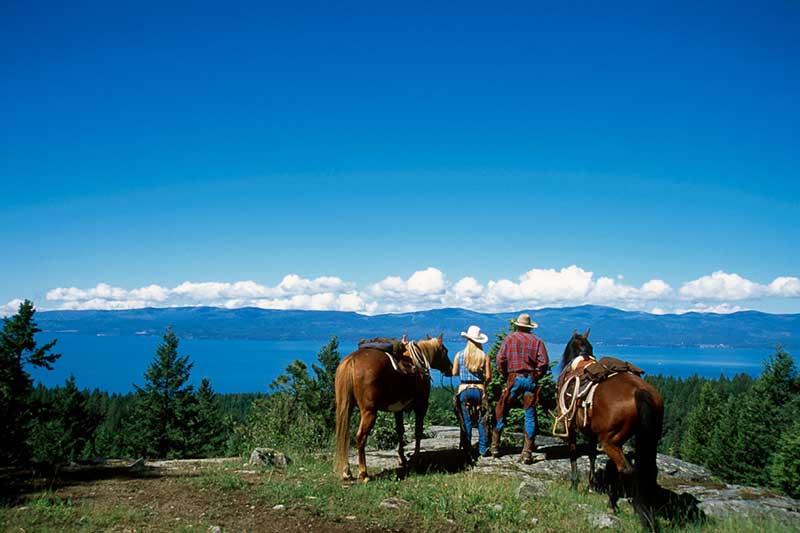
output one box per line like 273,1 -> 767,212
458,388 -> 488,454
494,374 -> 537,438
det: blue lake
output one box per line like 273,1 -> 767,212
31,334 -> 772,393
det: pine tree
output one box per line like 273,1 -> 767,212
0,300 -> 60,464
680,382 -> 722,466
28,375 -> 100,463
129,328 -> 196,458
722,348 -> 798,485
190,377 -> 227,457
310,336 -> 340,432
769,419 -> 800,498
706,394 -> 741,479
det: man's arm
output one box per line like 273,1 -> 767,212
496,339 -> 508,378
536,341 -> 549,379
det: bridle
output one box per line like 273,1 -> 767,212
407,341 -> 432,376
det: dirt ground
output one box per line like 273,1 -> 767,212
1,461 -> 399,532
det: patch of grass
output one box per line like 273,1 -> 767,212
0,491 -> 150,531
249,455 -> 646,532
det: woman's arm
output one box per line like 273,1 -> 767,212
484,354 -> 491,383
451,353 -> 460,376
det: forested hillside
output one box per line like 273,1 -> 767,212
37,305 -> 800,348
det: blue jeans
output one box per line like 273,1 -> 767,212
459,388 -> 488,454
495,375 -> 537,438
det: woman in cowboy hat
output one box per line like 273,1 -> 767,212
451,325 -> 491,458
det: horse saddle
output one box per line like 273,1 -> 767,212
358,338 -> 416,375
358,337 -> 405,356
584,356 -> 644,383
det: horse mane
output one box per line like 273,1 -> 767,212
415,337 -> 440,357
560,337 -> 578,373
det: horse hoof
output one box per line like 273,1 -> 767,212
359,475 -> 370,483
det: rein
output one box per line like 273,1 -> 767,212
407,341 -> 431,376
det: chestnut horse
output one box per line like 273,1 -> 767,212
559,331 -> 664,530
333,335 -> 452,481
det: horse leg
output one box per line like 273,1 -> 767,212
394,411 -> 407,468
602,441 -> 633,512
568,431 -> 579,490
411,401 -> 428,465
587,434 -> 598,492
355,408 -> 377,482
603,456 -> 621,513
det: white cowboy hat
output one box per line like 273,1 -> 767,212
513,313 -> 539,329
460,325 -> 488,344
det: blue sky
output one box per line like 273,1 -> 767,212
2,2 -> 799,315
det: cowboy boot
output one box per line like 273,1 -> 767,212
490,429 -> 501,458
520,431 -> 535,465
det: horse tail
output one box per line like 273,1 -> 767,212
633,388 -> 663,531
334,356 -> 355,476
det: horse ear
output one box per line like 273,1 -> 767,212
438,333 -> 443,343
573,329 -> 579,338
426,334 -> 431,340
583,328 -> 591,339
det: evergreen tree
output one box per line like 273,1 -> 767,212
128,328 -> 197,458
680,382 -> 722,466
0,300 -> 60,464
28,375 -> 100,463
706,394 -> 741,478
309,336 -> 340,431
724,348 -> 798,485
189,377 -> 227,457
769,419 -> 800,498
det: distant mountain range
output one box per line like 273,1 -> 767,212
36,305 -> 800,349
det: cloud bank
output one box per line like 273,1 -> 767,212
3,266 -> 797,317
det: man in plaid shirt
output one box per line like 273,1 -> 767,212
491,313 -> 549,463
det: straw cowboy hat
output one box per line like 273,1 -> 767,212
513,313 -> 539,329
460,325 -> 489,344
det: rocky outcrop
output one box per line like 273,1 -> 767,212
358,425 -> 800,525
248,448 -> 291,468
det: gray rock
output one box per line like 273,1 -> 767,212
208,527 -> 222,533
576,503 -> 619,529
357,426 -> 800,526
516,480 -> 549,500
249,448 -> 291,468
379,497 -> 410,510
272,504 -> 285,511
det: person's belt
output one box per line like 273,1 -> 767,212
461,380 -> 482,384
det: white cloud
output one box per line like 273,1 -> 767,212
674,302 -> 744,315
452,277 -> 484,298
678,272 -> 800,301
36,266 -> 799,315
679,271 -> 763,300
2,298 -> 25,317
768,277 -> 800,297
368,268 -> 446,299
407,268 -> 446,296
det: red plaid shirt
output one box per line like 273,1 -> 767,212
496,331 -> 549,379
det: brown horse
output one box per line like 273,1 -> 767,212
333,335 -> 452,481
559,331 -> 664,530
